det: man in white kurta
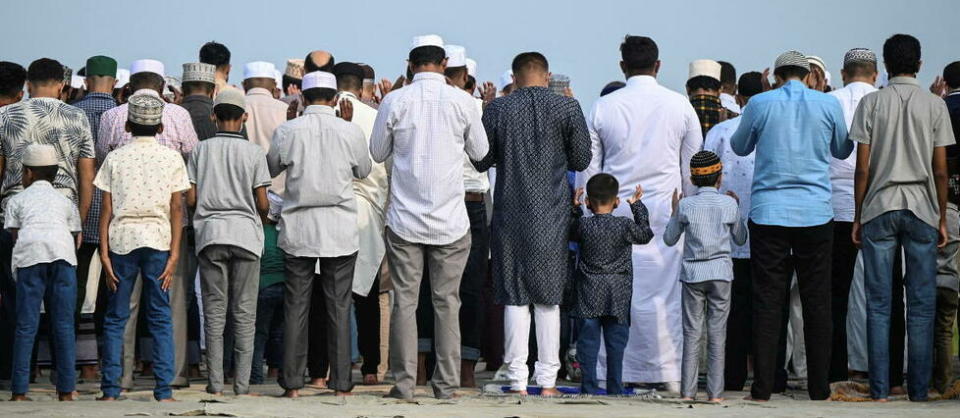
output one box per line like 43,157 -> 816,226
579,36 -> 702,388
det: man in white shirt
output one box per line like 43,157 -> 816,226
370,34 -> 488,400
579,35 -> 702,392
827,48 -> 878,384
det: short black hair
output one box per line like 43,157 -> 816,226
686,75 -> 721,92
843,61 -> 878,78
774,65 -> 810,81
586,173 -> 620,205
600,81 -> 626,96
408,46 -> 446,68
302,87 -> 337,103
129,71 -> 165,92
359,64 -> 375,80
0,61 -> 26,98
213,103 -> 245,121
718,61 -> 736,87
512,52 -> 549,75
128,121 -> 161,136
464,75 -> 476,91
199,41 -> 231,67
181,80 -> 214,96
737,72 -> 764,97
25,165 -> 58,183
620,36 -> 658,73
305,53 -> 335,73
333,62 -> 364,91
444,66 -> 467,80
944,61 -> 960,90
282,75 -> 302,92
883,34 -> 921,76
27,58 -> 64,84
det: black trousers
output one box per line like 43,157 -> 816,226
829,222 -> 858,382
0,229 -> 15,380
724,258 -> 753,390
353,273 -> 380,376
749,221 -> 833,401
308,278 -> 330,379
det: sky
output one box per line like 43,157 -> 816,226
1,0 -> 958,110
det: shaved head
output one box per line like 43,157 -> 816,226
305,51 -> 335,73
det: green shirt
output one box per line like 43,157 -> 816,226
260,224 -> 285,288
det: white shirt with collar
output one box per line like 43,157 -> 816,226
829,81 -> 878,222
370,71 -> 489,245
4,180 -> 81,273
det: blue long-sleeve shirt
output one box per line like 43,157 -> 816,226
730,80 -> 853,227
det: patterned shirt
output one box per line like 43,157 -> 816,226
663,187 -> 748,283
71,92 -> 117,243
0,97 -> 95,218
96,89 -> 198,162
94,136 -> 192,255
570,200 -> 654,323
4,180 -> 82,271
690,94 -> 723,137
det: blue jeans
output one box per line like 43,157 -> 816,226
862,210 -> 938,401
576,316 -> 629,395
251,282 -> 284,384
12,260 -> 77,394
100,248 -> 174,400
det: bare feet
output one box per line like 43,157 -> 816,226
209,391 -> 224,396
890,386 -> 906,396
460,360 -> 477,388
743,395 -> 768,402
680,397 -> 694,401
158,397 -> 177,402
709,397 -> 724,403
307,378 -> 327,389
874,397 -> 889,403
96,396 -> 117,401
362,374 -> 379,385
58,391 -> 79,401
540,387 -> 561,397
283,389 -> 300,398
505,389 -> 528,395
335,390 -> 353,397
80,365 -> 98,380
10,394 -> 30,401
416,353 -> 428,386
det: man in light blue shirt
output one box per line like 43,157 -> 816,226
729,50 -> 852,402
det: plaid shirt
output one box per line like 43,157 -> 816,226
690,94 -> 723,138
72,92 -> 117,243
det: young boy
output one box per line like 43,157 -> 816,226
5,144 -> 82,401
95,94 -> 191,402
663,150 -> 747,402
570,173 -> 653,395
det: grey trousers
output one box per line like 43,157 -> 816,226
386,228 -> 471,399
198,244 -> 260,395
280,252 -> 357,392
122,234 -> 196,389
681,280 -> 732,399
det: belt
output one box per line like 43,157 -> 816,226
464,192 -> 485,202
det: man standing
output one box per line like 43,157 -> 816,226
370,34 -> 488,400
305,51 -> 335,73
0,62 -> 26,107
580,36 -> 702,392
851,34 -> 954,402
826,48 -> 878,383
687,59 -> 725,137
269,71 -> 371,398
280,59 -> 304,107
179,63 -> 218,140
731,50 -> 852,401
244,62 -> 289,196
0,61 -> 25,383
200,41 -> 232,94
718,61 -> 740,116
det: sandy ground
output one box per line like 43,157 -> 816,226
1,368 -> 959,417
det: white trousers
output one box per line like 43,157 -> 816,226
503,304 -> 561,390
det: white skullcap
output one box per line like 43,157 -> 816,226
688,59 -> 721,82
130,59 -> 165,77
302,71 -> 337,90
807,55 -> 827,71
22,144 -> 59,167
70,75 -> 85,89
115,69 -> 131,88
466,58 -> 477,78
445,45 -> 466,67
411,34 -> 444,51
499,70 -> 514,90
244,61 -> 277,80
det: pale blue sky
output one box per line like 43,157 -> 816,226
1,0 -> 957,109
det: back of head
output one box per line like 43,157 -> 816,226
737,72 -> 764,97
27,58 -> 64,86
773,51 -> 811,82
883,34 -> 921,76
944,61 -> 960,90
0,61 -> 27,99
690,150 -> 722,187
200,41 -> 231,68
129,71 -> 165,93
213,89 -> 246,121
719,61 -> 736,88
360,64 -> 375,80
586,173 -> 620,205
333,62 -> 364,92
408,46 -> 445,69
620,36 -> 658,74
511,52 -> 549,76
305,51 -> 335,73
842,48 -> 878,80
686,76 -> 721,93
600,81 -> 626,97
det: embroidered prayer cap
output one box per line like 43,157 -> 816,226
130,59 -> 165,77
285,59 -> 305,80
22,144 -> 59,167
843,48 -> 877,67
688,59 -> 722,82
182,62 -> 216,84
466,58 -> 477,78
302,71 -> 337,91
127,94 -> 164,126
115,69 -> 131,88
86,55 -> 118,77
807,55 -> 827,71
774,50 -> 810,72
410,34 -> 444,51
214,88 -> 246,110
445,45 -> 467,67
690,150 -> 722,179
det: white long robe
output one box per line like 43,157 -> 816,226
578,75 -> 703,383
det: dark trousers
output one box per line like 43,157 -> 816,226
830,221 -> 858,382
308,280 -> 329,379
577,316 -> 629,395
251,282 -> 284,384
749,221 -> 833,401
724,258 -> 752,390
0,229 -> 16,381
353,274 -> 381,376
932,287 -> 959,393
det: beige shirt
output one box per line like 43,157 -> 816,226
245,87 -> 290,196
94,136 -> 192,255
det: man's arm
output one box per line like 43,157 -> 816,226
462,99 -> 489,162
186,185 -> 197,210
351,127 -> 373,180
851,144 -> 871,246
829,103 -> 853,159
266,128 -> 286,178
564,100 -> 593,172
369,98 -> 394,163
254,186 -> 269,221
933,146 -> 949,247
158,192 -> 183,291
99,191 -> 118,291
77,157 -> 95,223
472,101 -> 498,173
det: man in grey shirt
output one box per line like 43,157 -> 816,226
851,33 -> 956,402
267,71 -> 371,398
186,89 -> 270,395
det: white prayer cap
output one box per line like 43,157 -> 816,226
302,71 -> 337,90
498,70 -> 513,90
410,34 -> 444,51
115,69 -> 131,88
214,88 -> 246,109
807,55 -> 827,71
466,58 -> 477,78
445,45 -> 467,67
70,75 -> 84,89
688,59 -> 721,82
22,144 -> 59,167
244,61 -> 277,80
130,59 -> 165,77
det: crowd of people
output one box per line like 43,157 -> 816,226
0,31 -> 957,404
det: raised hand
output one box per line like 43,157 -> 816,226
573,187 -> 585,207
671,189 -> 682,215
761,67 -> 773,91
479,81 -> 497,106
286,99 -> 299,120
627,184 -> 644,204
930,76 -> 947,97
337,98 -> 353,121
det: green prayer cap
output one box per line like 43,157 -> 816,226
85,55 -> 117,77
